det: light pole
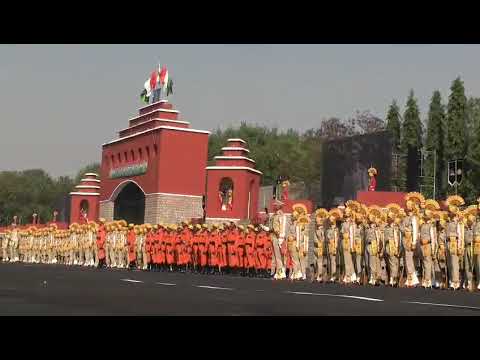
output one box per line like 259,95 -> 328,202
448,159 -> 463,195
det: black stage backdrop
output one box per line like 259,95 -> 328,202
321,131 -> 393,208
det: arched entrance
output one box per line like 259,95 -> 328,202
113,182 -> 145,224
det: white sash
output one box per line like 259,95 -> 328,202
412,216 -> 418,246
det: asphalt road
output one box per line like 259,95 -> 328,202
0,263 -> 479,315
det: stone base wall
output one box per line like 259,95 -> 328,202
99,201 -> 114,221
145,193 -> 203,224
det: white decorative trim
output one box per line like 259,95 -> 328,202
85,173 -> 99,177
206,217 -> 241,222
157,126 -> 210,134
120,118 -> 190,133
69,192 -> 101,196
214,156 -> 255,163
146,192 -> 203,199
138,100 -> 168,111
103,126 -> 210,146
99,200 -> 112,203
227,138 -> 246,144
128,108 -> 179,121
206,166 -> 263,175
75,185 -> 101,189
81,178 -> 101,183
109,179 -> 147,200
221,147 -> 250,153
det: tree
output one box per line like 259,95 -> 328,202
74,162 -> 100,185
316,117 -> 357,139
353,110 -> 385,134
385,100 -> 402,191
466,97 -> 480,143
445,77 -> 468,196
465,118 -> 480,203
422,90 -> 445,199
400,90 -> 423,192
386,100 -> 401,151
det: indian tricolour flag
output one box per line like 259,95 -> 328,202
140,69 -> 159,104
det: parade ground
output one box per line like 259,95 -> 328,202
0,263 -> 478,316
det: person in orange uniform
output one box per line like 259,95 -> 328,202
127,224 -> 136,270
198,224 -> 209,274
192,224 -> 201,273
264,229 -> 274,278
236,225 -> 246,276
184,224 -> 194,273
255,226 -> 267,277
206,224 -> 216,274
165,225 -> 175,272
227,223 -> 238,274
219,224 -> 228,274
177,222 -> 188,273
147,225 -> 155,271
158,224 -> 166,272
244,224 -> 256,277
96,218 -> 107,268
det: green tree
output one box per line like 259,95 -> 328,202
386,100 -> 401,151
465,118 -> 480,203
400,90 -> 423,192
74,162 -> 100,185
422,91 -> 446,199
445,77 -> 468,196
385,100 -> 402,190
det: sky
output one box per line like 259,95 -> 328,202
1,44 -> 480,178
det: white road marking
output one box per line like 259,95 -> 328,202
286,291 -> 383,302
196,285 -> 234,291
120,279 -> 143,283
156,282 -> 176,286
404,301 -> 480,311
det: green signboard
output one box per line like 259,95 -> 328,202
110,162 -> 148,179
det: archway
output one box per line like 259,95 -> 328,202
113,182 -> 145,224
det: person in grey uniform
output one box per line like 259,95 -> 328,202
365,216 -> 380,286
326,209 -> 341,283
384,206 -> 401,287
473,208 -> 480,290
463,211 -> 476,291
340,208 -> 356,284
270,200 -> 287,280
419,214 -> 435,289
314,215 -> 326,282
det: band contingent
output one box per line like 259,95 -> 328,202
1,192 -> 480,291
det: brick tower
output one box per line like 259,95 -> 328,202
70,173 -> 101,224
205,138 -> 262,223
98,100 -> 210,224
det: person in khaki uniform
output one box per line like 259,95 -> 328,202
365,206 -> 382,286
326,208 -> 342,283
10,226 -> 19,263
2,230 -> 10,262
401,192 -> 424,287
286,215 -> 302,280
434,211 -> 449,289
384,204 -> 402,287
445,195 -> 465,290
314,209 -> 329,282
270,200 -> 287,280
341,203 -> 358,284
292,204 -> 310,280
462,206 -> 477,291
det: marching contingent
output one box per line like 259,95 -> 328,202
1,192 -> 480,292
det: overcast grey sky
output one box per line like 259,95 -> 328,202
1,44 -> 480,178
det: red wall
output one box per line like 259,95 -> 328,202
157,130 -> 209,196
356,191 -> 407,208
